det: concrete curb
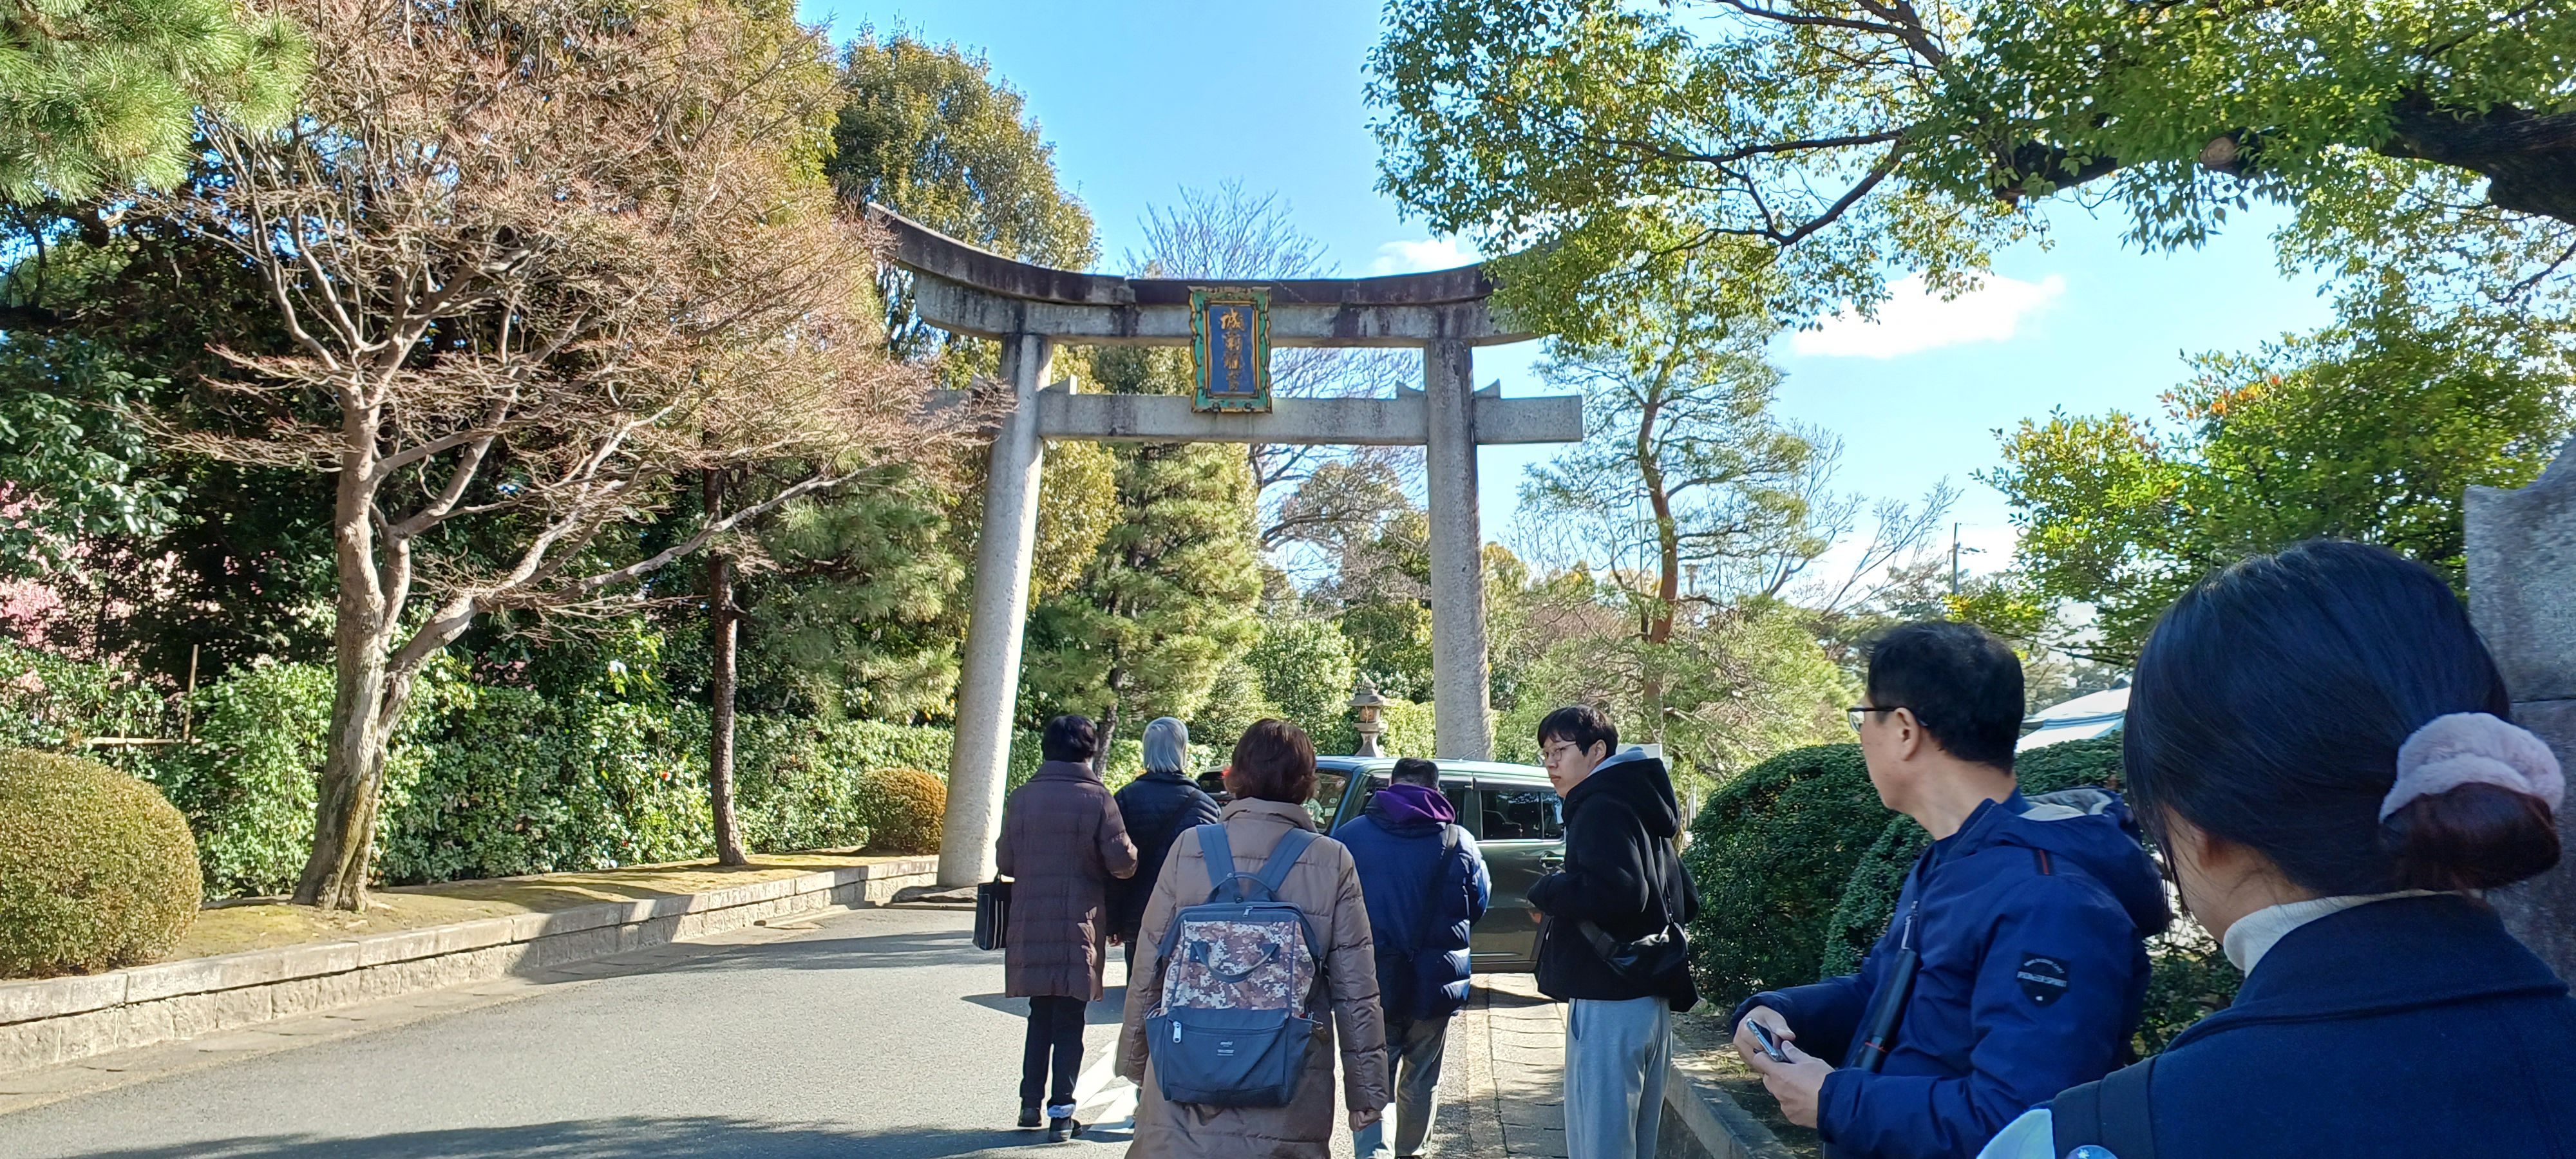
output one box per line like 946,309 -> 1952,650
1664,1057 -> 1800,1159
0,858 -> 936,1077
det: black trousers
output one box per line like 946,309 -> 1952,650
1021,995 -> 1086,1112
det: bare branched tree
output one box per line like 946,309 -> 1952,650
1126,182 -> 1423,547
150,0 -> 954,909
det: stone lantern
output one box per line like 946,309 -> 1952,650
1349,677 -> 1389,757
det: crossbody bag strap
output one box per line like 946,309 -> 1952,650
2050,1055 -> 2159,1159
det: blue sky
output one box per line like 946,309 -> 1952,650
802,0 -> 2338,585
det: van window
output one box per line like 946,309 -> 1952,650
1307,768 -> 1350,830
1479,787 -> 1564,841
1347,775 -> 1471,829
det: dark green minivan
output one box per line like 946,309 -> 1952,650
1305,756 -> 1564,972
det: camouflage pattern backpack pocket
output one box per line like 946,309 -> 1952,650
1146,824 -> 1324,1107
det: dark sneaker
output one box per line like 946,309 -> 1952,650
1046,1117 -> 1084,1142
1018,1106 -> 1041,1129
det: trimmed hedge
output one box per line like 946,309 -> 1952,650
1683,744 -> 1891,1001
0,749 -> 201,977
862,767 -> 947,854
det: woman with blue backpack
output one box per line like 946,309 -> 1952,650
1115,719 -> 1390,1157
1979,542 -> 2576,1159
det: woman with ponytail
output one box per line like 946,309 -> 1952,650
1981,541 -> 2576,1159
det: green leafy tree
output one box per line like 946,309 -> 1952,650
1985,287 -> 2576,664
1022,348 -> 1266,767
1368,1 -> 2576,337
0,0 -> 307,202
826,27 -> 1095,364
1243,616 -> 1358,741
1519,261 -> 1838,650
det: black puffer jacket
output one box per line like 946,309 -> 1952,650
1526,746 -> 1700,1008
1108,768 -> 1220,938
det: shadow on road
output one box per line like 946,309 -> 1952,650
48,1117 -> 1066,1159
666,928 -> 981,974
961,986 -> 1130,1025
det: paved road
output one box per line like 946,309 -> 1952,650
0,901 -> 1319,1159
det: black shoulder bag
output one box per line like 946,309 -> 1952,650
972,878 -> 1011,951
1576,840 -> 1692,999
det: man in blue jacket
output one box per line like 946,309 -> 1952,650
1337,757 -> 1490,1159
1730,622 -> 2169,1159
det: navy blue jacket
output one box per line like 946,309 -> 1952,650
1108,769 -> 1220,938
1732,790 -> 2168,1159
1336,784 -> 1491,1022
2079,893 -> 2576,1158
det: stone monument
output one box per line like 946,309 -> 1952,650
2467,437 -> 2576,981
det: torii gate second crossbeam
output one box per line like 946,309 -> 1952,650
871,206 -> 1584,887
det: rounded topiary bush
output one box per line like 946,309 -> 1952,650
0,748 -> 203,977
861,766 -> 947,854
1685,743 -> 1891,1004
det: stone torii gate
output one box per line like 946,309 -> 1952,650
869,207 -> 1585,887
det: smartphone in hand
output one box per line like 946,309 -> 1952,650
1748,1018 -> 1792,1063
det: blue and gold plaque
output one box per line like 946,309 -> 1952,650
1191,288 -> 1272,413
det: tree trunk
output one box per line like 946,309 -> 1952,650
296,418 -> 401,910
294,635 -> 399,909
705,469 -> 748,867
1094,669 -> 1124,780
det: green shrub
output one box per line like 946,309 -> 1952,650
860,766 -> 947,854
1684,744 -> 1889,1003
0,749 -> 201,977
0,639 -> 164,749
140,659 -> 337,897
2136,921 -> 2241,1054
1818,735 -> 2130,974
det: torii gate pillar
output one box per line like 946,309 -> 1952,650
873,206 -> 1573,887
938,332 -> 1051,889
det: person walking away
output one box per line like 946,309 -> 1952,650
1527,705 -> 1700,1159
1111,717 -> 1221,974
1730,621 -> 2167,1159
1978,541 -> 2576,1159
998,714 -> 1139,1140
1335,757 -> 1491,1158
1117,719 -> 1390,1157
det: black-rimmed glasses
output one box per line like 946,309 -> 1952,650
1846,705 -> 1900,732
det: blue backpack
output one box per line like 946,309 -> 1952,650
1145,824 -> 1325,1107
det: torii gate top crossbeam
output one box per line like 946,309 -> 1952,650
871,204 -> 1535,348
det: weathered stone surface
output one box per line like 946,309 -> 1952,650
0,862 -> 919,1077
0,973 -> 124,1026
941,332 -> 1050,888
2469,440 -> 2576,702
0,1017 -> 64,1073
2468,438 -> 2576,982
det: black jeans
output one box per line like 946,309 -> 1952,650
1021,995 -> 1086,1113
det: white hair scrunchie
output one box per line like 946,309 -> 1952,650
2382,712 -> 2567,822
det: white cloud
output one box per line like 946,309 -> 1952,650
1790,272 -> 2067,359
1370,237 -> 1481,276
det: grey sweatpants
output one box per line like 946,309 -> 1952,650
1354,1014 -> 1450,1158
1563,995 -> 1670,1159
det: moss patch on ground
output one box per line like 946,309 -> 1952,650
167,851 -> 911,961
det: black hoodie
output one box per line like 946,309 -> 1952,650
1526,746 -> 1701,1008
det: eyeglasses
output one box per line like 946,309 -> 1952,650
1542,741 -> 1581,763
1846,705 -> 1902,732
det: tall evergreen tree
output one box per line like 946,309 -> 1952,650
1022,348 -> 1264,767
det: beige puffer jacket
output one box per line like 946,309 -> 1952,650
1117,797 -> 1390,1158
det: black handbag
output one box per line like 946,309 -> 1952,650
974,878 -> 1011,951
